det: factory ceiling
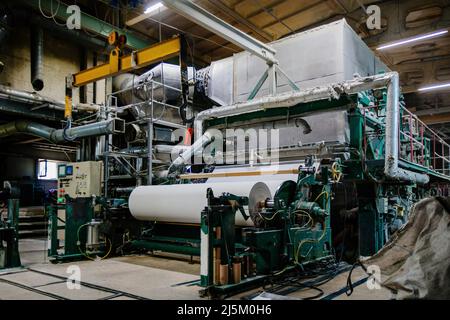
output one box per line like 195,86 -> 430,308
4,0 -> 450,133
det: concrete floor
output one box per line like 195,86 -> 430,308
0,238 -> 391,300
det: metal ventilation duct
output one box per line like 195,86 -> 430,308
30,26 -> 44,91
0,118 -> 125,143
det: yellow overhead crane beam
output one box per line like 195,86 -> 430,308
73,37 -> 181,87
64,33 -> 182,120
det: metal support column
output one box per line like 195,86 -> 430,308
147,118 -> 153,185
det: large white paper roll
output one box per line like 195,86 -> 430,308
129,180 -> 290,226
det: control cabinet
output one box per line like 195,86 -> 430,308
57,161 -> 103,203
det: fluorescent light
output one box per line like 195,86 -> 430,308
418,82 -> 450,92
144,2 -> 164,14
126,2 -> 165,26
377,30 -> 448,50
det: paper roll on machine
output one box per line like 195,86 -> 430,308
41,20 -> 450,297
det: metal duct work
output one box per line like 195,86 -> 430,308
113,63 -> 195,123
30,26 -> 44,91
172,72 -> 429,185
170,130 -> 214,169
0,118 -> 125,144
383,73 -> 429,185
0,84 -> 99,112
113,63 -> 193,104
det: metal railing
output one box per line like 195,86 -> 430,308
363,104 -> 450,178
400,107 -> 450,176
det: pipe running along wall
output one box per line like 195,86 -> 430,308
30,25 -> 44,91
0,84 -> 99,113
0,118 -> 124,144
172,72 -> 429,185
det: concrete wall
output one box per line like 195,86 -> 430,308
0,25 -> 80,104
0,25 -> 107,105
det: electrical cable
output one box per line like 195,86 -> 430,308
331,162 -> 342,182
294,190 -> 330,264
38,0 -> 59,19
38,0 -> 66,27
294,209 -> 313,228
257,210 -> 281,221
51,1 -> 66,27
77,223 -> 113,261
314,190 -> 329,203
62,119 -> 76,142
346,260 -> 367,296
259,257 -> 346,300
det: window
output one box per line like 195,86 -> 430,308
38,159 -> 59,180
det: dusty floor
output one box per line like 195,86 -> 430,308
0,239 -> 392,300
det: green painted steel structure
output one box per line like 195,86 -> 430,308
0,199 -> 21,269
47,197 -> 97,262
23,0 -> 150,49
199,163 -> 333,297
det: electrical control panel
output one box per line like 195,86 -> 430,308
57,161 -> 103,203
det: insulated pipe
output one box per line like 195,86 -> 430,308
173,72 -> 429,184
0,84 -> 99,112
113,63 -> 193,104
120,145 -> 191,155
0,118 -> 123,144
192,73 -> 394,139
30,26 -> 44,91
169,130 -> 214,169
383,73 -> 429,185
12,8 -> 108,51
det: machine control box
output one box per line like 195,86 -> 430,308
57,161 -> 103,202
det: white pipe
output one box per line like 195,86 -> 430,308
174,72 -> 429,184
170,130 -> 214,169
0,84 -> 100,112
384,73 -> 429,184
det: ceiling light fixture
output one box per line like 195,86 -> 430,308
126,2 -> 165,26
144,2 -> 164,14
376,30 -> 448,50
418,82 -> 450,92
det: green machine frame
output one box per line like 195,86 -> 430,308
199,159 -> 334,297
0,198 -> 21,269
201,85 -> 450,257
47,197 -> 96,262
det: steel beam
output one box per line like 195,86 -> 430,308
205,0 -> 274,42
419,112 -> 450,125
162,0 -> 278,65
413,106 -> 450,117
23,0 -> 150,49
0,98 -> 60,122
